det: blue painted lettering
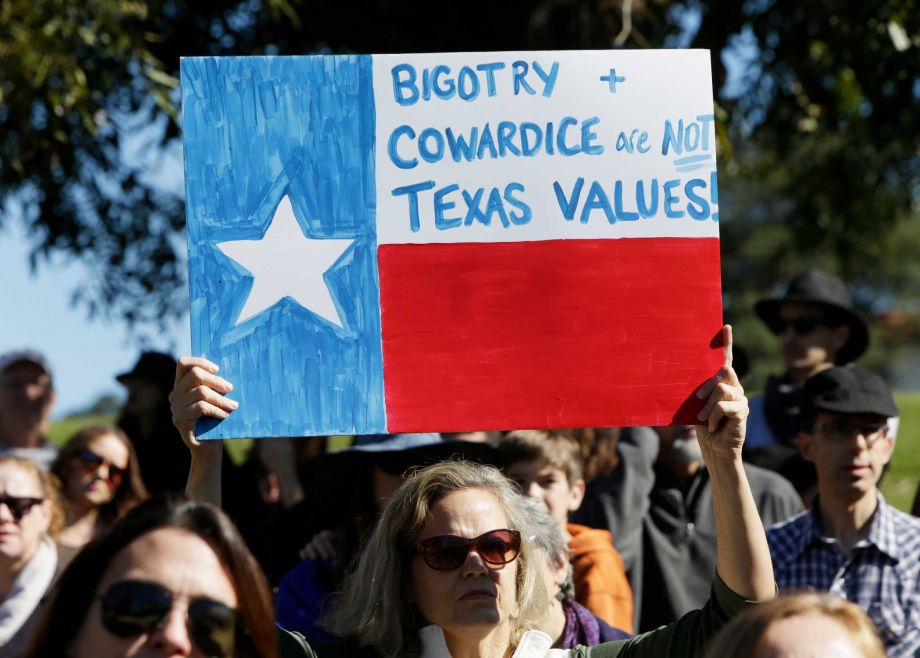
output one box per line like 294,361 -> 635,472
553,178 -> 584,221
391,180 -> 436,232
434,184 -> 461,230
512,61 -> 536,96
476,62 -> 505,97
388,125 -> 417,169
581,181 -> 615,224
663,179 -> 684,218
391,64 -> 419,106
532,61 -> 560,97
504,182 -> 532,225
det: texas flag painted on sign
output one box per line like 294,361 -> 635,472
181,50 -> 723,439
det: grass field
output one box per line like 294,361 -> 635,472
48,393 -> 920,512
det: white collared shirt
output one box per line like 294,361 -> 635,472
419,625 -> 571,658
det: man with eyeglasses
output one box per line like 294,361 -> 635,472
745,269 -> 873,498
0,350 -> 58,470
766,367 -> 920,658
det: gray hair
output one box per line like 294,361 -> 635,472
332,460 -> 549,658
517,496 -> 574,599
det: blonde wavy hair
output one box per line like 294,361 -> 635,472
333,460 -> 549,658
0,455 -> 64,538
705,592 -> 886,658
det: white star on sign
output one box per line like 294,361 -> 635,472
217,195 -> 353,328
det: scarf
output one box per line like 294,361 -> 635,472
0,538 -> 57,656
559,599 -> 600,649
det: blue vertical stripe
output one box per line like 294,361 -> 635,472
181,56 -> 385,437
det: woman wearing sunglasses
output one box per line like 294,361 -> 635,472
319,326 -> 775,658
25,495 -> 294,658
50,425 -> 148,568
0,456 -> 62,657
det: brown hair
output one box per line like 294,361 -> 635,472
498,430 -> 584,485
0,455 -> 64,538
705,592 -> 886,658
332,460 -> 547,658
572,428 -> 620,481
51,425 -> 148,524
26,495 -> 277,658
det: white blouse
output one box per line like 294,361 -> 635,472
419,625 -> 572,658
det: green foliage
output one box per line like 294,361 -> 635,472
47,413 -> 116,446
0,0 -> 917,346
880,392 -> 920,512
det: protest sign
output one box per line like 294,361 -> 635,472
181,50 -> 723,439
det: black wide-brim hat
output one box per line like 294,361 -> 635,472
116,351 -> 178,392
755,268 -> 869,365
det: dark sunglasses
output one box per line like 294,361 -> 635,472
99,579 -> 240,658
767,316 -> 826,336
0,496 -> 44,521
78,449 -> 126,487
416,529 -> 521,571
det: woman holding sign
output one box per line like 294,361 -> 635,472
170,326 -> 775,657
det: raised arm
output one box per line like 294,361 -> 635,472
694,325 -> 774,601
168,356 -> 238,507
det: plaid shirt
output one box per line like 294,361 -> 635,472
767,493 -> 920,657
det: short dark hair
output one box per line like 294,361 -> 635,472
26,496 -> 278,658
498,430 -> 584,485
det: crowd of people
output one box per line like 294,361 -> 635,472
0,268 -> 917,657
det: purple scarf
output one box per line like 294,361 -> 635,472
559,599 -> 600,649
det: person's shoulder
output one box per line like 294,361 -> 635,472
882,501 -> 920,548
766,508 -> 810,534
567,524 -> 614,553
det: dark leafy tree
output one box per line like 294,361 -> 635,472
1,0 -> 917,368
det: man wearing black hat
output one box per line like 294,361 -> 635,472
766,367 -> 919,657
745,269 -> 871,496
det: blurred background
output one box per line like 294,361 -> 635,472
1,0 -> 917,505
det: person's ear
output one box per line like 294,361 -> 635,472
36,500 -> 52,535
830,324 -> 850,352
797,431 -> 816,463
568,477 -> 586,512
877,434 -> 894,467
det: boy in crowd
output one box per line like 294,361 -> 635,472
767,367 -> 920,657
499,430 -> 634,633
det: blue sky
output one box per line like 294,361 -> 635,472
0,221 -> 190,418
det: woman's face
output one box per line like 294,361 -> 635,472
0,462 -> 49,564
70,527 -> 239,658
68,434 -> 130,507
410,488 -> 519,639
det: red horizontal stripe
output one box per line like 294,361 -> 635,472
379,238 -> 723,431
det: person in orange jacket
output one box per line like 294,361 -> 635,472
499,430 -> 634,633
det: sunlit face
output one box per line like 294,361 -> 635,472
70,527 -> 239,658
504,461 -> 583,530
0,361 -> 55,441
775,302 -> 849,372
798,412 -> 892,504
67,434 -> 131,508
0,462 -> 50,565
753,613 -> 864,658
410,489 -> 519,641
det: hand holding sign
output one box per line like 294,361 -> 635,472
169,357 -> 237,448
694,325 -> 748,461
